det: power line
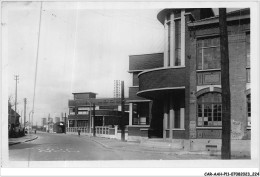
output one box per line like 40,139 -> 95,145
32,1 -> 43,127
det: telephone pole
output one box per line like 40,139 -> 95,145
24,98 -> 27,130
120,81 -> 125,141
14,75 -> 19,125
219,8 -> 231,159
93,104 -> 96,137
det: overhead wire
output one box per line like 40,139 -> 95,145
31,1 -> 43,126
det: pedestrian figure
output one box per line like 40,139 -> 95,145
77,128 -> 81,136
35,129 -> 37,134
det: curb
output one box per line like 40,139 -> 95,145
9,136 -> 38,146
24,136 -> 38,142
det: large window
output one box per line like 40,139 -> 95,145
132,103 -> 149,125
166,19 -> 181,67
175,20 -> 181,66
247,94 -> 251,127
197,37 -> 220,70
197,92 -> 222,127
246,32 -> 250,83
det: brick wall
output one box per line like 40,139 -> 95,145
129,53 -> 163,71
189,17 -> 250,140
139,67 -> 186,91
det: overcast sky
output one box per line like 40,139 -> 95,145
3,2 -> 166,125
2,1 -> 242,125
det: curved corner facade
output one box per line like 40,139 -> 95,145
128,8 -> 251,145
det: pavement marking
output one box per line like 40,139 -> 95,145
36,145 -> 80,153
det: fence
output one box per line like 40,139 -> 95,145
66,125 -> 128,140
66,127 -> 89,135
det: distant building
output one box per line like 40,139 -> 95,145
68,92 -> 129,132
41,118 -> 47,126
55,117 -> 60,123
114,80 -> 121,98
48,117 -> 53,123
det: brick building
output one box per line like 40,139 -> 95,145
128,8 -> 250,149
68,92 -> 129,133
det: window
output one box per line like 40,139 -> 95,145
246,32 -> 250,83
69,107 -> 75,115
247,94 -> 251,126
167,22 -> 171,66
246,32 -> 250,67
175,20 -> 181,66
132,103 -> 149,125
77,107 -> 89,115
197,92 -> 222,127
197,37 -> 220,70
166,19 -> 181,67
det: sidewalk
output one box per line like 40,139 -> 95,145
83,136 -> 250,159
9,134 -> 38,146
84,136 -> 216,157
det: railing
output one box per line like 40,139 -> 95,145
95,126 -> 110,135
66,127 -> 89,134
66,125 -> 128,140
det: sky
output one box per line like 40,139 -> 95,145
2,1 -> 243,126
3,2 -> 165,125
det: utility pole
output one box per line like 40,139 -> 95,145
120,81 -> 125,141
89,103 -> 92,134
64,112 -> 67,134
219,8 -> 231,159
24,98 -> 27,131
14,75 -> 19,125
93,104 -> 96,137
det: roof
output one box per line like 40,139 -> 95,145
188,8 -> 250,28
157,8 -> 215,24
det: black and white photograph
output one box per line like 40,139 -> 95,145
1,0 -> 259,176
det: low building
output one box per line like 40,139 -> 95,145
68,92 -> 129,133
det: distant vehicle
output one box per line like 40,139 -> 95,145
53,122 -> 65,133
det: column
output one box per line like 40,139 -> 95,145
102,116 -> 105,126
181,10 -> 185,66
169,98 -> 174,139
129,103 -> 133,126
180,108 -> 185,129
164,16 -> 169,67
170,12 -> 175,66
163,100 -> 168,140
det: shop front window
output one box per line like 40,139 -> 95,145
197,92 -> 222,127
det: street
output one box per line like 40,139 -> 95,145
9,132 -> 218,161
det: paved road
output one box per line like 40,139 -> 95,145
9,132 -> 217,161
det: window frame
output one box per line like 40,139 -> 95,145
247,94 -> 251,127
196,36 -> 221,71
197,92 -> 222,127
